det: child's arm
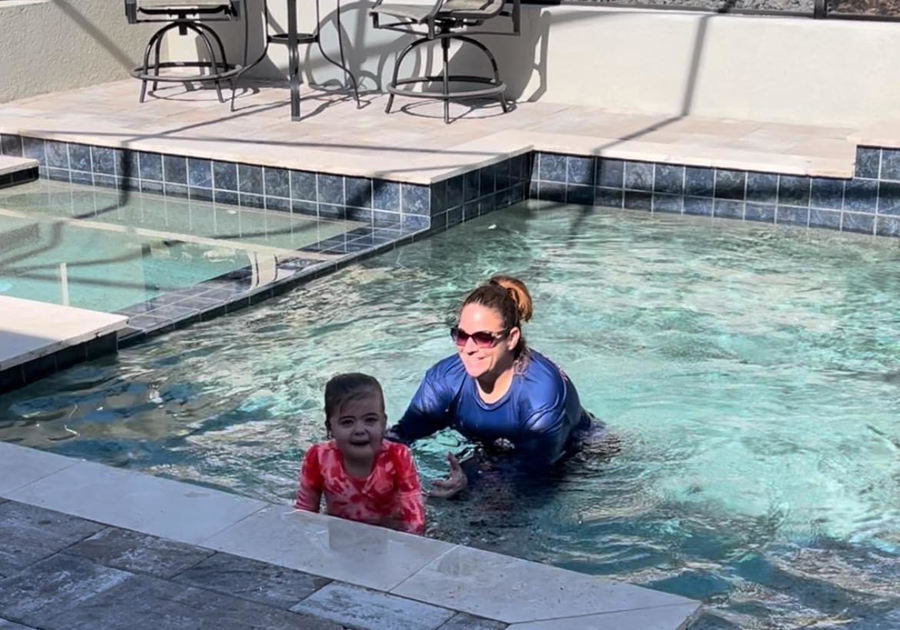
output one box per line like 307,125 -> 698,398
392,445 -> 426,535
294,444 -> 324,512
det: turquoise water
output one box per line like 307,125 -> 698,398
0,181 -> 351,312
1,201 -> 898,628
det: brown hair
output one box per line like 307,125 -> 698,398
324,373 -> 385,430
460,275 -> 533,358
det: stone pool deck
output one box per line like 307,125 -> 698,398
0,442 -> 700,630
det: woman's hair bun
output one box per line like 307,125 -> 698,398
488,275 -> 533,323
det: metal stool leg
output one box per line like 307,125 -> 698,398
441,36 -> 450,124
386,36 -> 427,114
455,34 -> 509,113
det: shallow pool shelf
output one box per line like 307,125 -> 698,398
0,296 -> 128,393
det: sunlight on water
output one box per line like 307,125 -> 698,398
2,201 -> 899,628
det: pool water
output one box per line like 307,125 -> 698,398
1,201 -> 898,629
0,181 -> 355,312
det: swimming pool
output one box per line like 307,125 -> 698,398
0,200 -> 898,628
0,181 -> 356,313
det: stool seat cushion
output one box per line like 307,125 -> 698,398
370,2 -> 436,22
137,0 -> 231,10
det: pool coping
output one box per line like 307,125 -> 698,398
0,441 -> 701,629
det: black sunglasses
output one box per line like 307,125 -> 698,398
450,326 -> 508,349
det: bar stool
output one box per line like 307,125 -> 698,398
125,0 -> 248,103
233,0 -> 360,120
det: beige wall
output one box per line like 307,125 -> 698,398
0,0 -> 154,103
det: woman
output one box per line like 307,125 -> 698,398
388,275 -> 604,497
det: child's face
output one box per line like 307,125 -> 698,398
328,392 -> 386,463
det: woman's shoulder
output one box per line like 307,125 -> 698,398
515,350 -> 568,405
423,354 -> 468,385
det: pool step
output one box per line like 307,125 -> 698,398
0,296 -> 128,393
0,155 -> 38,189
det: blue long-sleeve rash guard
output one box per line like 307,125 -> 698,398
391,350 -> 592,466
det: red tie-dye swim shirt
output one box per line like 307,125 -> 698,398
294,440 -> 425,535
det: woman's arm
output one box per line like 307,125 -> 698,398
388,361 -> 460,444
294,445 -> 324,512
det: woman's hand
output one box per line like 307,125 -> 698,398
427,453 -> 468,499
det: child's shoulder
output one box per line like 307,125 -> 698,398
306,440 -> 339,457
382,440 -> 414,461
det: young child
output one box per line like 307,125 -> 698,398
294,373 -> 425,535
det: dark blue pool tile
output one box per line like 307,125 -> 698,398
94,174 -> 121,190
529,180 -> 539,198
47,167 -> 70,182
316,173 -> 343,205
594,187 -> 622,208
291,199 -> 317,216
810,177 -> 844,209
684,167 -> 714,197
464,170 -> 480,202
346,206 -> 373,223
189,186 -> 214,202
494,159 -> 512,190
344,176 -> 372,208
714,199 -> 744,219
239,192 -> 264,209
684,196 -> 713,216
373,179 -> 401,211
73,171 -> 95,186
879,148 -> 900,181
596,159 -> 624,189
45,141 -> 69,169
163,155 -> 187,184
512,153 -> 530,181
876,215 -> 900,237
744,203 -> 775,223
855,146 -> 880,179
402,184 -> 430,215
538,153 -> 566,182
0,134 -> 23,157
139,152 -> 163,181
624,161 -> 653,191
122,176 -> 140,191
290,170 -> 316,201
463,201 -> 479,221
401,213 -> 429,231
318,202 -> 347,220
843,179 -> 878,213
92,146 -> 116,175
624,190 -> 652,210
809,208 -> 842,230
214,189 -> 238,206
745,172 -> 778,204
188,158 -> 212,188
842,211 -> 875,234
777,206 -> 809,226
566,184 -> 593,205
430,180 -> 446,213
22,137 -> 46,165
213,161 -> 238,191
266,195 -> 290,212
714,169 -> 746,200
538,181 -> 566,203
238,164 -> 263,195
652,193 -> 682,214
263,166 -> 289,198
446,175 -> 464,208
373,209 -> 401,227
165,182 -> 189,199
140,178 -> 163,194
778,176 -> 810,207
878,181 -> 900,215
481,164 -> 497,193
654,164 -> 684,195
447,206 -> 463,227
566,156 -> 594,186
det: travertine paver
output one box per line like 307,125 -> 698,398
202,504 -> 457,591
505,604 -> 701,630
0,502 -> 103,576
392,544 -> 698,623
437,613 -> 508,630
172,551 -> 332,609
67,527 -> 214,579
5,458 -> 268,544
0,80 -> 861,181
291,582 -> 455,630
0,440 -> 79,495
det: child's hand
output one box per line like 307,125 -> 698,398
427,453 -> 467,499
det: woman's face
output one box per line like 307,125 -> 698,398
455,303 -> 520,380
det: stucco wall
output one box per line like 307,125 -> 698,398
0,0 -> 154,103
